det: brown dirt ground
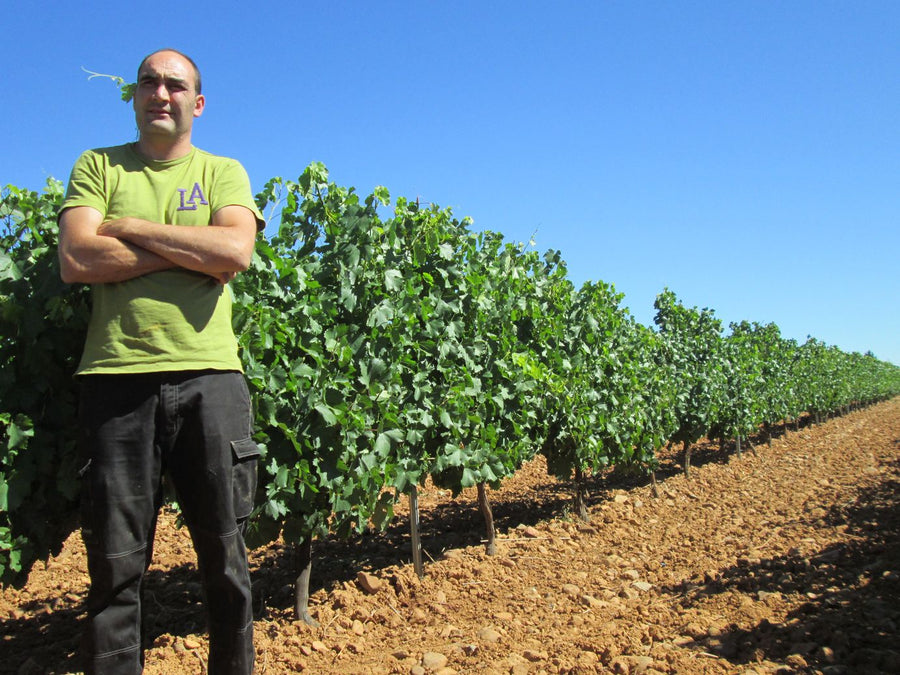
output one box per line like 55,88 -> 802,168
2,398 -> 898,675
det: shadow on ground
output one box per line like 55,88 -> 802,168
659,460 -> 900,674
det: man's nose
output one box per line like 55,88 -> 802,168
151,84 -> 170,100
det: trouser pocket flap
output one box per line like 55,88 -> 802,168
231,437 -> 261,461
231,438 -> 261,521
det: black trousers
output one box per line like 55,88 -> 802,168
77,370 -> 259,674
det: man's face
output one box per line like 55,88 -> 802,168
133,51 -> 205,142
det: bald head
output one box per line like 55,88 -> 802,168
137,48 -> 202,94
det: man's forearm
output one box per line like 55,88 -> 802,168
59,205 -> 179,284
59,230 -> 177,284
98,216 -> 254,275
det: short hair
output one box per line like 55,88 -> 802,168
137,48 -> 202,94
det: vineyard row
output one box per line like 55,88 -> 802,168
2,165 -> 898,619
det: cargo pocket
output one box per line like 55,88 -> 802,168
231,438 -> 261,522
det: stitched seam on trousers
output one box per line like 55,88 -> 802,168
104,542 -> 148,559
94,643 -> 140,659
218,526 -> 239,539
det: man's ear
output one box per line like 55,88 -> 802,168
193,94 -> 206,119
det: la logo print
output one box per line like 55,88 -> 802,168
177,183 -> 208,211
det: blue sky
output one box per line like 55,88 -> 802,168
5,1 -> 898,364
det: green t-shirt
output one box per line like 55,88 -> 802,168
61,143 -> 264,375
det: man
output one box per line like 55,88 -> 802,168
58,48 -> 263,674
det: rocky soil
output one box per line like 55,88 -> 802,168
2,398 -> 898,675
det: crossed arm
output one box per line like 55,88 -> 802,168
58,205 -> 258,285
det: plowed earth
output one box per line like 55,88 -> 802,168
2,398 -> 899,675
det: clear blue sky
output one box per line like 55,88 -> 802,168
5,1 -> 898,364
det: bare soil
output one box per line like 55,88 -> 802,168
2,398 -> 898,675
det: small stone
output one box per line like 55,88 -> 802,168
633,581 -> 653,592
562,584 -> 581,596
357,571 -> 383,594
581,594 -> 607,609
523,649 -> 548,662
477,627 -> 502,643
183,637 -> 202,650
817,646 -> 835,663
522,526 -> 541,538
422,652 -> 448,670
786,653 -> 808,668
311,640 -> 328,652
351,619 -> 365,636
410,666 -> 426,675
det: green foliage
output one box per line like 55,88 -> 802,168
653,289 -> 727,446
541,280 -> 639,478
2,165 -> 899,585
0,180 -> 90,584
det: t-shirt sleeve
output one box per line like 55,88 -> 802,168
211,159 -> 266,231
59,150 -> 108,220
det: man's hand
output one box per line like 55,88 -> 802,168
214,270 -> 239,285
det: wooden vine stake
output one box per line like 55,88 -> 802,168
683,440 -> 692,479
408,486 -> 425,578
294,538 -> 318,625
477,482 -> 497,556
573,466 -> 590,522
